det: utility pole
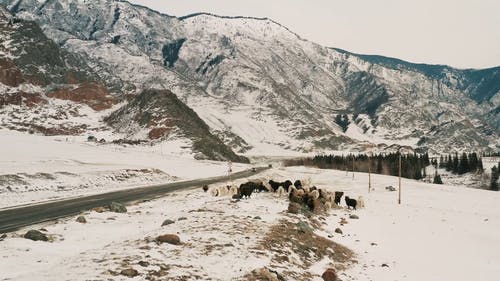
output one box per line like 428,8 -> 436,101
368,155 -> 371,193
398,153 -> 402,205
352,155 -> 355,180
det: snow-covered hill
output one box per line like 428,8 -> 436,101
1,0 -> 499,155
2,165 -> 499,280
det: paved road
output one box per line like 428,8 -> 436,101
0,167 -> 268,233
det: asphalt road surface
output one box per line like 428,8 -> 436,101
0,167 -> 268,233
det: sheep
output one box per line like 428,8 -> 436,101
262,181 -> 273,192
268,180 -> 281,192
325,201 -> 333,209
281,180 -> 293,192
209,187 -> 219,197
301,177 -> 312,189
239,182 -> 255,199
334,191 -> 344,205
296,189 -> 305,197
294,180 -> 302,189
357,196 -> 365,208
310,189 -> 320,200
303,186 -> 311,193
345,196 -> 357,210
217,185 -> 228,197
289,188 -> 303,204
229,185 -> 239,196
275,186 -> 286,197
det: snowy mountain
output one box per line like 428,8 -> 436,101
1,0 -> 498,155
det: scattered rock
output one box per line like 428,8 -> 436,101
92,207 -> 107,213
24,230 -> 48,242
138,245 -> 151,250
0,233 -> 7,241
335,228 -> 343,234
248,267 -> 285,281
156,234 -> 181,245
76,216 -> 87,223
322,268 -> 338,281
138,261 -> 150,267
109,202 -> 127,213
288,202 -> 301,214
349,214 -> 359,219
371,242 -> 378,246
340,218 -> 348,225
177,217 -> 187,221
120,268 -> 139,277
254,216 -> 262,220
296,221 -> 313,234
161,219 -> 175,226
381,263 -> 389,267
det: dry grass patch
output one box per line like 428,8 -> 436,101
255,219 -> 355,276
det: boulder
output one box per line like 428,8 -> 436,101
335,228 -> 343,234
177,217 -> 187,221
296,221 -> 313,234
109,202 -> 127,213
92,206 -> 106,213
156,234 -> 181,245
349,214 -> 359,219
24,230 -> 48,241
76,216 -> 87,223
322,268 -> 338,281
161,219 -> 175,226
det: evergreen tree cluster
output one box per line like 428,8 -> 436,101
285,152 -> 431,181
438,152 -> 483,175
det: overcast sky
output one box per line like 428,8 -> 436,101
128,0 -> 499,69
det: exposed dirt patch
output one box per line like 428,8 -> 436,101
47,82 -> 116,111
0,58 -> 24,87
0,92 -> 47,108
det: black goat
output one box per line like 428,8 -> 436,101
345,196 -> 357,210
334,191 -> 344,205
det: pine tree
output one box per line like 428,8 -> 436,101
490,165 -> 499,191
458,152 -> 469,175
433,172 -> 443,184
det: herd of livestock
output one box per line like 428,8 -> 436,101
202,177 -> 364,213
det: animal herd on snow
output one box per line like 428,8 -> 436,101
202,176 -> 365,211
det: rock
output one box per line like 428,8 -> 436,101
0,233 -> 7,241
382,263 -> 389,267
253,216 -> 262,220
322,268 -> 338,281
335,228 -> 343,234
24,230 -> 48,242
177,217 -> 187,221
349,214 -> 359,219
340,218 -> 348,225
288,202 -> 301,214
156,234 -> 181,245
138,261 -> 150,267
92,206 -> 106,213
161,219 -> 175,226
250,267 -> 284,281
120,268 -> 139,277
109,202 -> 127,213
76,216 -> 87,223
296,221 -> 313,234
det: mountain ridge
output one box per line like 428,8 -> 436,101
1,0 -> 498,155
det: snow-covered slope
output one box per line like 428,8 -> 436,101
2,166 -> 499,280
1,0 -> 499,154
